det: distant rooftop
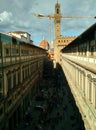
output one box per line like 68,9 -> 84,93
39,39 -> 50,50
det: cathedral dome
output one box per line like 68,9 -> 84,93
39,39 -> 50,50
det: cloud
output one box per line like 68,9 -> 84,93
0,0 -> 96,45
0,11 -> 13,23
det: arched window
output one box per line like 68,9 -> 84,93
57,9 -> 59,14
58,40 -> 60,42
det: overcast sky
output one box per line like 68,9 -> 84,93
0,0 -> 96,46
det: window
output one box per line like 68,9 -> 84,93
0,107 -> 3,116
7,72 -> 11,92
90,46 -> 94,56
6,48 -> 10,56
22,67 -> 24,81
0,48 -> 1,56
11,48 -> 19,56
57,9 -> 59,14
18,69 -> 20,84
0,74 -> 3,97
13,72 -> 16,88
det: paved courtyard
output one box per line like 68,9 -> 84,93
17,64 -> 85,130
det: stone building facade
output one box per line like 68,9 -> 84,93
61,23 -> 96,130
54,36 -> 76,63
53,2 -> 76,63
0,32 -> 47,130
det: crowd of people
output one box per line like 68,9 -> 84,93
19,62 -> 85,130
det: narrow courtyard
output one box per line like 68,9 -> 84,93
17,60 -> 85,130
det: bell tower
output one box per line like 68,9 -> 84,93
54,1 -> 61,38
53,1 -> 76,65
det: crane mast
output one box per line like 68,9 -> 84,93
34,2 -> 96,39
34,1 -> 96,63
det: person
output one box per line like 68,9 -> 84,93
34,125 -> 38,130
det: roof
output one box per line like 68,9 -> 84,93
8,31 -> 31,36
39,39 -> 50,48
61,23 -> 96,52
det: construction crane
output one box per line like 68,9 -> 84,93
34,13 -> 96,44
34,2 -> 96,43
34,13 -> 96,19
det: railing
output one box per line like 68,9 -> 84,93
60,53 -> 96,130
0,54 -> 46,67
62,53 -> 96,64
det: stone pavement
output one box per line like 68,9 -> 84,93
17,66 -> 85,130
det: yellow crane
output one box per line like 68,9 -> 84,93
34,13 -> 96,44
34,13 -> 96,19
34,2 -> 96,43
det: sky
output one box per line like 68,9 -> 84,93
0,0 -> 96,46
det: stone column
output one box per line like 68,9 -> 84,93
20,65 -> 22,83
83,72 -> 86,97
87,74 -> 92,102
93,79 -> 96,108
3,71 -> 8,96
11,71 -> 13,89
